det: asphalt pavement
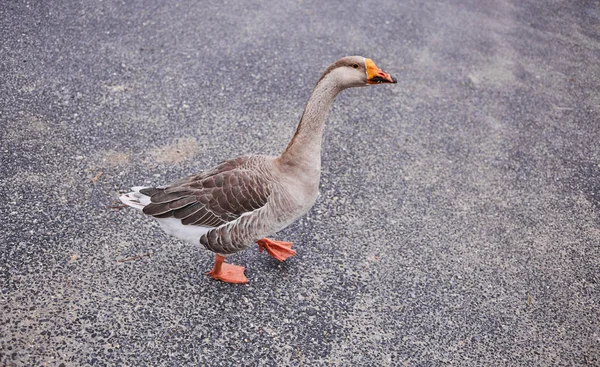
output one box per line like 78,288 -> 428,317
1,0 -> 599,365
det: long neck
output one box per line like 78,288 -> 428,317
280,74 -> 343,169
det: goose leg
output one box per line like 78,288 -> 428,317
206,254 -> 248,283
256,238 -> 297,262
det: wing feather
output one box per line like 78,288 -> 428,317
172,202 -> 204,220
142,158 -> 272,228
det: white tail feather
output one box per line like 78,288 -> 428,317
119,186 -> 211,245
119,186 -> 152,211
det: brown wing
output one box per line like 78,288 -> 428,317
141,159 -> 272,227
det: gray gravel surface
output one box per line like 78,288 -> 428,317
1,0 -> 599,366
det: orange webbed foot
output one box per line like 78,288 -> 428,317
207,254 -> 248,284
256,238 -> 296,262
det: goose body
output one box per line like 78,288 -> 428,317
120,56 -> 396,283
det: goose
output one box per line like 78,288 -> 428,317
119,56 -> 396,283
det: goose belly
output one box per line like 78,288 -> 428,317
155,217 -> 212,246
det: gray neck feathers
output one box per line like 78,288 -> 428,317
281,70 -> 345,169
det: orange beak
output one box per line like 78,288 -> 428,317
365,58 -> 397,84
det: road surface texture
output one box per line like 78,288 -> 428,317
1,0 -> 599,366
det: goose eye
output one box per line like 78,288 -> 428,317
352,63 -> 359,69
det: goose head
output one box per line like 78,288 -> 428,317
319,56 -> 397,88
